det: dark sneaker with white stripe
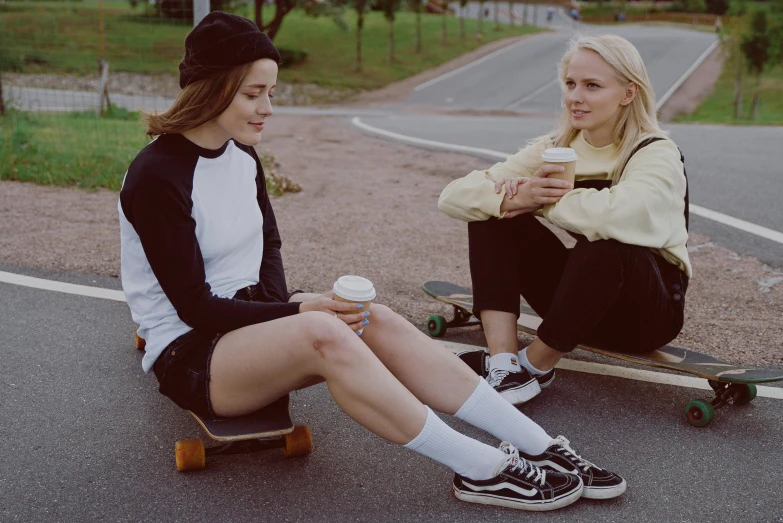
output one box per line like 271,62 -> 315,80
456,349 -> 541,405
535,368 -> 556,389
520,436 -> 627,499
453,442 -> 583,511
486,367 -> 541,405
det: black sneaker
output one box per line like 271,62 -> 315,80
520,436 -> 627,499
486,367 -> 541,405
456,349 -> 541,405
453,442 -> 583,511
535,368 -> 556,389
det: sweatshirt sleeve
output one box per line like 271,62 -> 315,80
438,138 -> 549,222
542,139 -> 687,249
251,150 -> 291,304
122,168 -> 299,335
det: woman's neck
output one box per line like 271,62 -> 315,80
182,122 -> 230,150
581,127 -> 614,148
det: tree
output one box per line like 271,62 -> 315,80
740,8 -> 773,119
354,0 -> 369,71
478,0 -> 486,35
412,0 -> 423,52
252,0 -> 297,40
508,0 -> 514,27
382,0 -> 402,62
441,0 -> 448,43
494,0 -> 500,30
459,0 -> 470,38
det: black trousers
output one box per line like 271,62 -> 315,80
468,214 -> 688,354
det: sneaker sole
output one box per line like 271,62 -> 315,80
498,380 -> 542,406
537,371 -> 556,389
453,482 -> 584,512
582,479 -> 627,500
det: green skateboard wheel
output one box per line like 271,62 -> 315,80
427,315 -> 447,337
733,384 -> 757,406
685,399 -> 715,427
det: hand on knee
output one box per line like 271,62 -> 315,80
300,311 -> 368,364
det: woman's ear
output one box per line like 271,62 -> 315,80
620,82 -> 638,106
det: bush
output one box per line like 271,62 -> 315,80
668,0 -> 707,13
278,47 -> 309,68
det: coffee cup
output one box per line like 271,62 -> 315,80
541,148 -> 578,185
332,275 -> 376,311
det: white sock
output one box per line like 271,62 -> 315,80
488,352 -> 521,373
403,406 -> 507,481
455,379 -> 552,456
518,346 -> 547,376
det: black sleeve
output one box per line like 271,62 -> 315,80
121,166 -> 300,334
250,149 -> 291,304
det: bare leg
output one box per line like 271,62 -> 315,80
479,310 -> 519,357
357,304 -> 482,414
525,337 -> 563,371
209,311 -> 425,444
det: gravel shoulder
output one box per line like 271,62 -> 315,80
1,114 -> 781,369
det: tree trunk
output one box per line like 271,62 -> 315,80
522,3 -> 527,25
460,8 -> 465,38
356,12 -> 364,72
254,0 -> 263,30
733,51 -> 742,119
478,1 -> 484,33
494,0 -> 499,30
749,71 -> 761,121
388,19 -> 395,63
415,8 -> 422,52
508,0 -> 514,26
264,0 -> 295,41
0,70 -> 5,116
441,6 -> 447,44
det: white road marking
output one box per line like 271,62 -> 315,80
352,117 -> 783,245
413,38 -> 531,92
438,340 -> 783,399
505,77 -> 560,109
656,40 -> 720,110
0,271 -> 126,302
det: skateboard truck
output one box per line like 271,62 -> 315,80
684,381 -> 757,427
427,305 -> 480,338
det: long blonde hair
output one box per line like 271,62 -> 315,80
549,35 -> 666,185
143,62 -> 253,138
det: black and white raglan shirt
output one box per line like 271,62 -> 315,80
119,134 -> 300,372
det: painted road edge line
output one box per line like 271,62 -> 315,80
351,117 -> 783,246
0,270 -> 126,302
438,340 -> 783,399
656,39 -> 720,110
413,38 -> 529,92
2,269 -> 780,398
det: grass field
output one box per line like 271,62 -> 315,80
676,50 -> 783,126
0,1 -> 542,89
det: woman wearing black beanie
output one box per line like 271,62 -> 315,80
119,12 -> 623,510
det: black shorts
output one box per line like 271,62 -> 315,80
152,329 -> 221,418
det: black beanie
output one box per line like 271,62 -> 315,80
179,11 -> 281,89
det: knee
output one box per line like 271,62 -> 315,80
366,303 -> 405,330
299,311 -> 369,361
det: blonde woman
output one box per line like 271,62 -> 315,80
439,34 -> 689,424
120,13 -> 629,511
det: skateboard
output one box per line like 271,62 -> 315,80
132,331 -> 313,471
422,280 -> 783,427
174,394 -> 313,472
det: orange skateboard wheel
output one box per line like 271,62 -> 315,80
134,330 -> 146,351
175,439 -> 206,471
283,426 -> 313,457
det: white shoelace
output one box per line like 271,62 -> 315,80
486,368 -> 509,388
499,442 -> 547,487
553,435 -> 602,472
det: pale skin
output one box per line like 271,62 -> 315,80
182,58 -> 483,445
486,49 -> 638,371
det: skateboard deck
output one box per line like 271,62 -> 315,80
174,395 -> 313,471
422,280 -> 783,426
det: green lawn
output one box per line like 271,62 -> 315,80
0,1 -> 542,89
676,51 -> 783,126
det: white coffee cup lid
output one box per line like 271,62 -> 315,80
542,148 -> 578,163
333,275 -> 376,302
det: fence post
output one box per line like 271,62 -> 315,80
193,0 -> 210,27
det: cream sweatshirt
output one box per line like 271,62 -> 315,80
438,132 -> 691,278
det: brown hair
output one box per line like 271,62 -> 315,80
143,62 -> 253,138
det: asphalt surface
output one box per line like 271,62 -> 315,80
3,264 -> 783,523
4,18 -> 783,523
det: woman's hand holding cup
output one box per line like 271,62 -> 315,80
298,294 -> 369,333
498,165 -> 573,218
